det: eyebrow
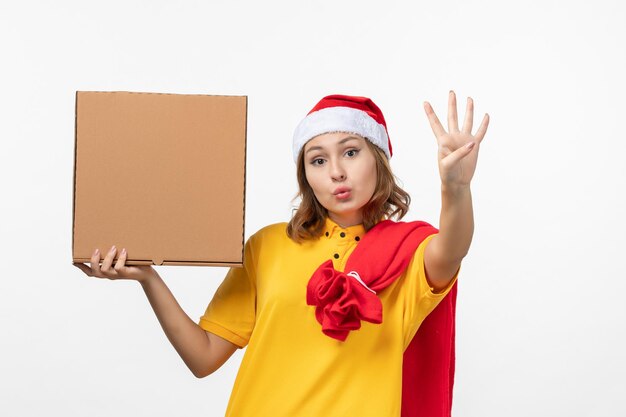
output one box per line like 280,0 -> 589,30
305,136 -> 361,155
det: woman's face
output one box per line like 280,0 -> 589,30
303,132 -> 377,227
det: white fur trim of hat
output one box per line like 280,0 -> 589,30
292,94 -> 392,163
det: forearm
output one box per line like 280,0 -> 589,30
139,273 -> 212,377
436,183 -> 474,263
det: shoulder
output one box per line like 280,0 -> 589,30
246,222 -> 291,248
243,222 -> 303,263
250,222 -> 289,240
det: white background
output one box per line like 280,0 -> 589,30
1,0 -> 625,416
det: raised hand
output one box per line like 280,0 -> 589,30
423,90 -> 490,187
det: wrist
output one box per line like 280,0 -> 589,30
139,269 -> 160,287
441,183 -> 471,196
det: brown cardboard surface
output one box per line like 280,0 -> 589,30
72,91 -> 247,267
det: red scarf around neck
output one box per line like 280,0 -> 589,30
306,219 -> 458,417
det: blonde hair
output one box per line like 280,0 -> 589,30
286,139 -> 410,243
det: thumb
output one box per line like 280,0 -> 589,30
73,262 -> 93,277
441,142 -> 475,168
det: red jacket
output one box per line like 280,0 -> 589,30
307,219 -> 458,417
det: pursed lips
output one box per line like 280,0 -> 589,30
333,186 -> 351,195
333,187 -> 352,200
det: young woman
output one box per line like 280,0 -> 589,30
74,91 -> 490,417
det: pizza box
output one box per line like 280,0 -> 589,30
72,91 -> 247,267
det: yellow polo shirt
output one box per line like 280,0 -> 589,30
198,218 -> 458,417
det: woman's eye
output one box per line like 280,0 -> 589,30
345,149 -> 359,157
311,158 -> 325,166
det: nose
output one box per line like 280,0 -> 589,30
330,159 -> 346,182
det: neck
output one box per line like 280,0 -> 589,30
328,212 -> 363,228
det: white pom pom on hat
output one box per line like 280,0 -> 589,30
292,94 -> 392,163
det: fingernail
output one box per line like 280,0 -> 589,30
466,142 -> 475,149
93,249 -> 99,256
121,248 -> 126,254
111,245 -> 116,252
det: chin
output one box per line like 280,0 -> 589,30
327,203 -> 366,219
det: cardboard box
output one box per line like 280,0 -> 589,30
72,91 -> 247,267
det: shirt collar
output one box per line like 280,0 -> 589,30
323,217 -> 366,240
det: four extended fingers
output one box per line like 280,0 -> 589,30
424,90 -> 488,140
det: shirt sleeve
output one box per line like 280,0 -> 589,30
198,236 -> 257,348
401,233 -> 459,349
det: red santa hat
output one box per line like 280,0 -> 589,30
292,94 -> 393,162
